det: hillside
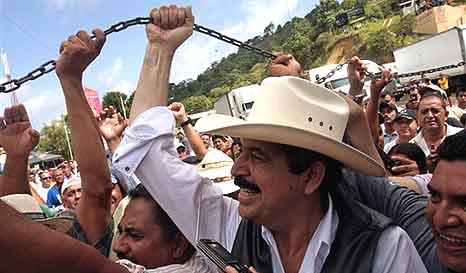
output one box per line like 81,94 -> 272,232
167,0 -> 424,114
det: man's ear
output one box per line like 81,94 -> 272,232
172,232 -> 191,261
302,161 -> 326,195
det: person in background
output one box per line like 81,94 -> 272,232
379,102 -> 398,145
384,109 -> 418,153
405,86 -> 421,111
212,135 -> 233,157
411,90 -> 462,172
230,137 -> 242,161
200,133 -> 212,150
448,87 -> 466,121
47,167 -> 66,208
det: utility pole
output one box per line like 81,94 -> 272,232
1,50 -> 20,105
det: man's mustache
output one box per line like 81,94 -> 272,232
234,177 -> 261,193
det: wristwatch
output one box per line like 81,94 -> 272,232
180,117 -> 193,127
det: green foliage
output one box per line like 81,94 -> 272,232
102,91 -> 129,115
365,4 -> 384,19
162,0 -> 419,115
209,86 -> 230,98
182,95 -> 213,114
38,118 -> 72,160
365,30 -> 400,63
264,22 -> 275,36
389,14 -> 416,36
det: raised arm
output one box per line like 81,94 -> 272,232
113,5 -> 240,249
129,5 -> 194,123
347,56 -> 366,99
55,29 -> 113,244
366,68 -> 393,142
0,105 -> 40,196
169,102 -> 208,158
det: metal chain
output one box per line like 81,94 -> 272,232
315,59 -> 352,84
0,17 -> 277,93
2,15 -> 465,93
315,60 -> 466,85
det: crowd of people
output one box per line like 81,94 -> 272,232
0,4 -> 466,273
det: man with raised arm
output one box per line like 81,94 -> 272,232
113,5 -> 427,273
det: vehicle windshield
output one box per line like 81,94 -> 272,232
329,77 -> 349,89
243,101 -> 254,110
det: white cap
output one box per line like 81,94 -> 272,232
61,177 -> 82,196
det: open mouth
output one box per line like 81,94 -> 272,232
234,177 -> 261,194
435,231 -> 466,250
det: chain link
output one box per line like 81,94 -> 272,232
0,17 -> 277,93
315,59 -> 352,84
315,60 -> 466,85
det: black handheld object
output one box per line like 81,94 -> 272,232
196,239 -> 250,273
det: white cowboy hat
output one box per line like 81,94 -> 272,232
1,194 -> 74,233
195,76 -> 385,176
197,149 -> 239,194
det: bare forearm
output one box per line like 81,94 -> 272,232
0,201 -> 127,273
0,155 -> 30,196
59,77 -> 111,191
345,113 -> 386,175
129,44 -> 174,124
59,77 -> 112,243
183,124 -> 208,158
366,96 -> 380,141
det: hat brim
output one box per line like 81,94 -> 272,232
198,115 -> 385,177
37,216 -> 74,233
213,179 -> 239,195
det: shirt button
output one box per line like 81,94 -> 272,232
125,166 -> 130,172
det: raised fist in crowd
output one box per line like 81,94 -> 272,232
269,53 -> 303,78
146,5 -> 194,52
55,28 -> 106,80
168,102 -> 189,123
347,56 -> 366,96
0,104 -> 39,157
96,106 -> 127,142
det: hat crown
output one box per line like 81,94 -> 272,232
0,194 -> 43,214
247,77 -> 349,142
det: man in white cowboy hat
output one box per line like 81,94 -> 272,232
112,5 -> 427,273
197,148 -> 239,197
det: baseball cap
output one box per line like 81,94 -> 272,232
379,101 -> 398,113
394,109 -> 417,122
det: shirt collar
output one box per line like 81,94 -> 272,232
261,195 -> 339,273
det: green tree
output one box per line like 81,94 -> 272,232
366,29 -> 400,63
102,91 -> 129,115
390,14 -> 416,36
182,95 -> 213,114
38,117 -> 73,160
365,4 -> 384,19
209,86 -> 230,98
264,22 -> 275,36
